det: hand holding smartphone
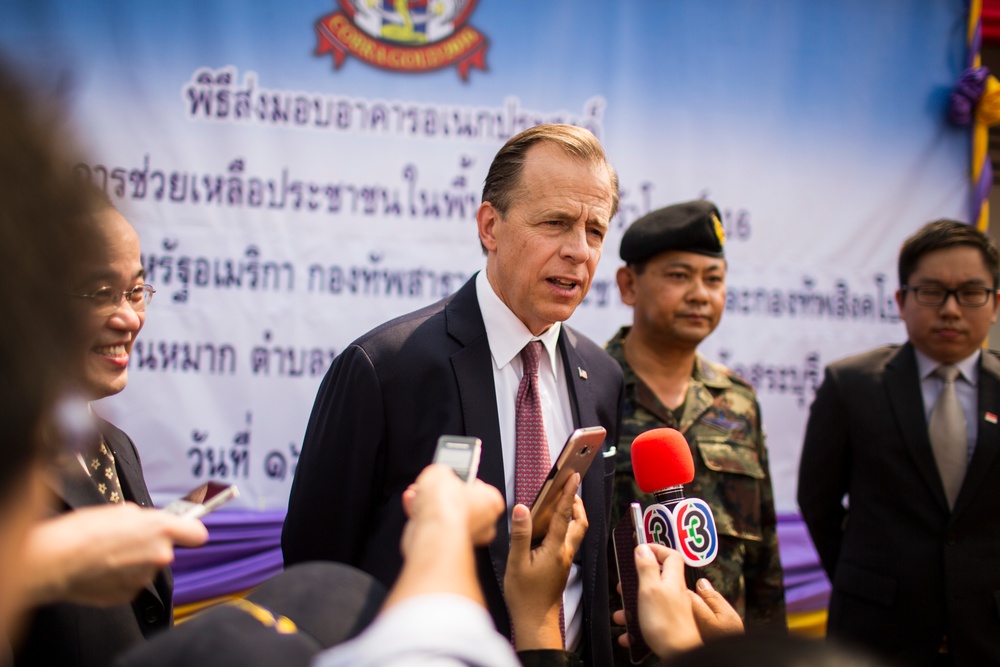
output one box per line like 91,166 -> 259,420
528,426 -> 607,544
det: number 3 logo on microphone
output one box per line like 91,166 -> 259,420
642,504 -> 675,549
672,499 -> 718,567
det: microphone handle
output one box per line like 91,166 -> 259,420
652,485 -> 685,508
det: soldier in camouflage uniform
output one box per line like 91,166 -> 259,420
607,201 -> 785,663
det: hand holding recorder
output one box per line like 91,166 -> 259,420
23,503 -> 208,608
613,428 -> 723,663
390,463 -> 505,610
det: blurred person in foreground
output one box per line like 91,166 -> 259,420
0,71 -> 206,667
0,60 -> 96,648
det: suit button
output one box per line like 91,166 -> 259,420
946,533 -> 957,545
143,605 -> 160,624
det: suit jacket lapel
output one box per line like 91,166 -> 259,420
98,419 -> 169,604
559,327 -> 604,538
446,277 -> 508,589
50,453 -> 107,509
558,326 -> 604,628
953,351 -> 1000,516
885,343 -> 950,510
560,326 -> 603,522
560,326 -> 595,428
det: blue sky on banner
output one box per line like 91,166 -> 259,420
0,1 -> 965,148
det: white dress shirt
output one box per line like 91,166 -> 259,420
474,269 -> 583,651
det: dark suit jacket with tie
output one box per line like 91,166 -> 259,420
14,419 -> 172,667
282,275 -> 624,666
798,342 -> 1000,666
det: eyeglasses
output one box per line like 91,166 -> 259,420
901,285 -> 996,307
73,284 -> 156,316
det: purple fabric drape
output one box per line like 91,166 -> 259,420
173,510 -> 831,612
172,510 -> 285,605
775,513 -> 830,613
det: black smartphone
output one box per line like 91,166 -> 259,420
162,481 -> 239,518
528,425 -> 607,543
613,502 -> 653,664
433,435 -> 482,483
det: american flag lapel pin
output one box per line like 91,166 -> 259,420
578,367 -> 588,380
985,412 -> 998,425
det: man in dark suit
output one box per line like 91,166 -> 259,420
283,124 -> 624,665
798,220 -> 1000,666
14,197 -> 207,667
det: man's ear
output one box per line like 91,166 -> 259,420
616,266 -> 638,306
477,202 -> 500,253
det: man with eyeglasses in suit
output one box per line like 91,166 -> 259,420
798,219 -> 1000,666
14,190 -> 207,667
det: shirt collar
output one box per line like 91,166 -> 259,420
475,270 -> 561,377
913,346 -> 981,386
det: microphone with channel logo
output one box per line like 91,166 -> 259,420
632,428 -> 718,567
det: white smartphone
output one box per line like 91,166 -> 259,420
630,502 -> 647,545
162,481 -> 239,519
433,435 -> 482,483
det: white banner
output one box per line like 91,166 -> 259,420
0,0 -> 969,511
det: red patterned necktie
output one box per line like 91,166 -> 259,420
515,341 -> 551,507
513,340 -> 565,644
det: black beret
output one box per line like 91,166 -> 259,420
620,200 -> 725,263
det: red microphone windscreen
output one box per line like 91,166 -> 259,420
630,428 -> 694,493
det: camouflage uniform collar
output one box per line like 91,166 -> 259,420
607,326 -> 671,424
606,326 -> 732,390
606,326 -> 733,431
